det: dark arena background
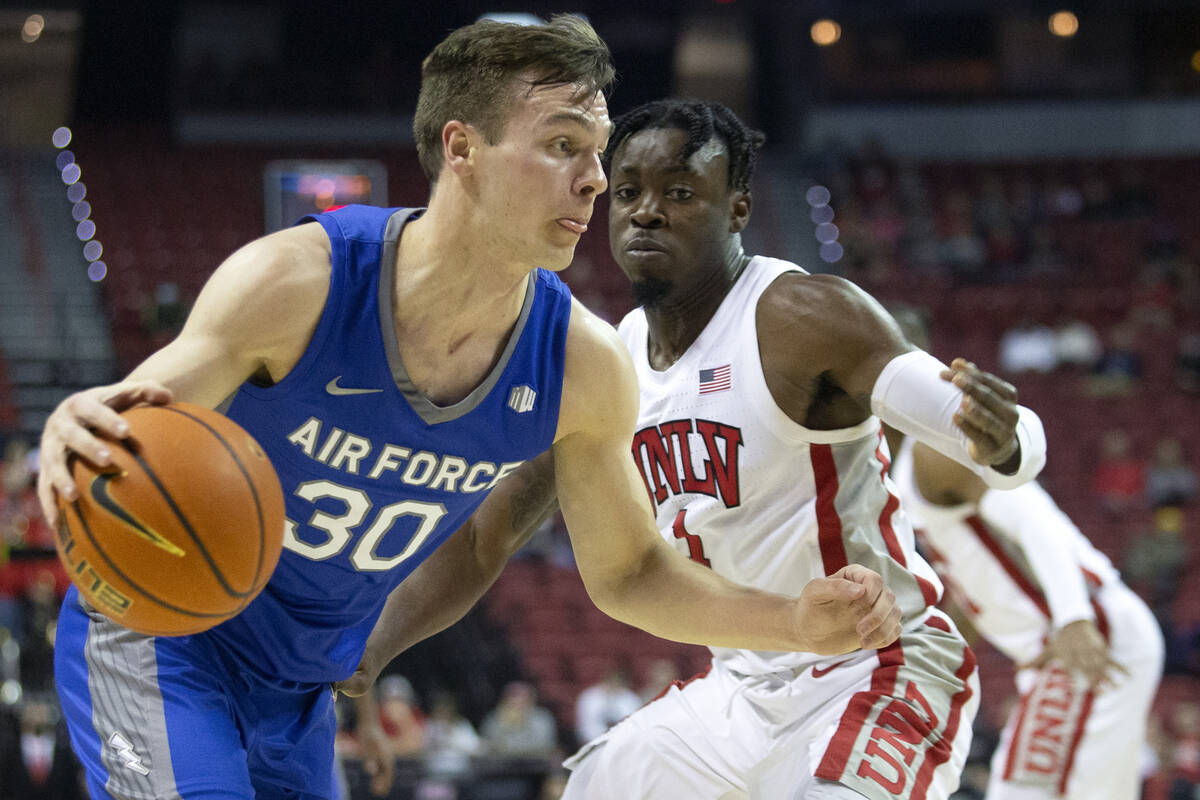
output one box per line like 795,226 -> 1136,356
1,1 -> 1199,798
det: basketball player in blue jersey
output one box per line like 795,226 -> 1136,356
37,18 -> 902,800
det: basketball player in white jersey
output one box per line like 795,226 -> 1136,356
548,98 -> 1053,800
339,99 -> 1048,798
884,312 -> 1163,800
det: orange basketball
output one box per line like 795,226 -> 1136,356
55,402 -> 285,636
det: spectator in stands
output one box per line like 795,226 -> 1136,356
998,317 -> 1058,374
1146,438 -> 1198,509
17,569 -> 59,693
1092,429 -> 1145,516
1176,331 -> 1200,394
1168,701 -> 1200,800
1026,222 -> 1067,278
423,690 -> 480,778
0,693 -> 83,800
637,658 -> 679,704
2,439 -> 33,498
539,769 -> 569,800
1123,507 -> 1189,621
1054,315 -> 1103,371
1089,322 -> 1144,397
480,682 -> 557,759
938,191 -> 988,278
377,674 -> 425,757
141,281 -> 188,347
574,667 -> 641,745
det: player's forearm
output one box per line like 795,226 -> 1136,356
358,453 -> 560,671
979,484 -> 1094,628
357,524 -> 497,675
581,541 -> 804,652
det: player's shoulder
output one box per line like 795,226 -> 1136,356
759,270 -> 876,320
555,297 -> 638,439
564,296 -> 630,373
215,222 -> 332,306
758,269 -> 894,345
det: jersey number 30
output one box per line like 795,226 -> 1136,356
283,479 -> 447,571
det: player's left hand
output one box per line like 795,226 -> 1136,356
356,717 -> 395,797
1029,618 -> 1129,691
941,358 -> 1021,470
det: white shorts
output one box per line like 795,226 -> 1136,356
563,612 -> 979,800
987,582 -> 1164,800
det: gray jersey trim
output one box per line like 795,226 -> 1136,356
83,608 -> 182,800
377,209 -> 536,425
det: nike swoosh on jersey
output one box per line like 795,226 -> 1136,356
325,377 -> 384,395
89,472 -> 186,557
810,659 -> 851,678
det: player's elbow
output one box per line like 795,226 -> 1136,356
574,537 -> 662,623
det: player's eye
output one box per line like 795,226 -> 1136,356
613,186 -> 638,201
666,187 -> 694,201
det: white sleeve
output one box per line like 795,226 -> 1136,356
978,482 -> 1095,629
870,350 -> 1046,490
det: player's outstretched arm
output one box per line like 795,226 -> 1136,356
37,223 -> 332,526
759,273 -> 1045,489
910,441 -> 1125,688
554,302 -> 901,654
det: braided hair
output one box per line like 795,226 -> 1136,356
603,100 -> 766,192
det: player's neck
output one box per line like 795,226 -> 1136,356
397,199 -> 530,322
643,249 -> 750,370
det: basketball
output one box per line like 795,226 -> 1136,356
54,402 -> 286,636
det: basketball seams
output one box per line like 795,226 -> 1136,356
70,499 -> 234,625
125,447 -> 254,601
155,404 -> 271,603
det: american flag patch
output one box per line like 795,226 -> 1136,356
698,365 -> 732,394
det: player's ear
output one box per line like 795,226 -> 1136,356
442,121 -> 478,178
729,191 -> 751,234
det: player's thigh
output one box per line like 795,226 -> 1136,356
55,591 -> 255,799
562,667 -> 750,800
805,617 -> 979,800
241,680 -> 338,800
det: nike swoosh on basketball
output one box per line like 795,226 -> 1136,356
325,376 -> 384,395
810,659 -> 851,678
90,473 -> 186,557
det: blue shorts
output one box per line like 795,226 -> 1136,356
55,587 -> 338,800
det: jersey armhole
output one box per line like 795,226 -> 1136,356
235,213 -> 347,400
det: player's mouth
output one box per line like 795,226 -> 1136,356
624,236 -> 667,254
557,217 -> 589,234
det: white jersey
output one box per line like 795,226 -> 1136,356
891,436 -> 1120,666
617,255 -> 942,676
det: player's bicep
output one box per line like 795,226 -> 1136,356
553,306 -> 663,596
911,441 -> 988,506
761,275 -> 914,413
126,224 -> 331,407
554,423 -> 661,596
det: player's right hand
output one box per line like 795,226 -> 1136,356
37,380 -> 173,527
1029,618 -> 1128,690
796,565 -> 902,654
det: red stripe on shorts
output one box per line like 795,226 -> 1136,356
1056,688 -> 1096,795
811,444 -> 849,575
1002,691 -> 1035,781
814,638 -> 906,780
966,515 -> 1052,618
645,662 -> 713,706
910,638 -> 978,800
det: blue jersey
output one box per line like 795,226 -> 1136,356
208,205 -> 571,683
